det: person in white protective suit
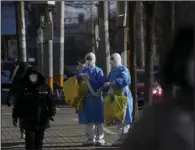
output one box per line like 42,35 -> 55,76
103,53 -> 133,146
76,52 -> 106,146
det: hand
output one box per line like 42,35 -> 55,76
49,116 -> 54,121
76,62 -> 84,73
81,73 -> 90,80
103,82 -> 111,87
13,118 -> 18,127
97,87 -> 103,93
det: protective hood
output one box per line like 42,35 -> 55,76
110,53 -> 122,68
85,52 -> 96,67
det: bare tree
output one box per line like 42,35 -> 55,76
128,1 -> 138,121
143,2 -> 156,107
97,1 -> 111,76
135,1 -> 145,68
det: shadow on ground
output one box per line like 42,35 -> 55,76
1,141 -> 25,149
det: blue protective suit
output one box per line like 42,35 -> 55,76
77,66 -> 105,124
106,65 -> 133,124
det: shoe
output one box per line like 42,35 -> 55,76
95,139 -> 105,146
112,137 -> 124,146
20,132 -> 25,139
83,139 -> 96,146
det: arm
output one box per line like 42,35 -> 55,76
12,94 -> 21,120
114,68 -> 131,89
90,69 -> 105,89
46,87 -> 56,118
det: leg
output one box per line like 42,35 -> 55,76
95,124 -> 105,146
112,124 -> 130,146
34,130 -> 45,150
19,118 -> 25,139
83,123 -> 96,146
25,130 -> 35,150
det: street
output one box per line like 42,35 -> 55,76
1,106 -> 119,150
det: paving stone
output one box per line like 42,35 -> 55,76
1,106 -> 118,150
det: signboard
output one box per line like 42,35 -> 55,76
7,39 -> 17,59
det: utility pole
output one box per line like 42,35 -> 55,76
97,1 -> 110,76
16,0 -> 27,62
91,2 -> 95,54
143,2 -> 156,107
116,1 -> 128,66
36,6 -> 45,74
15,2 -> 21,61
53,1 -> 64,87
58,1 -> 65,87
43,5 -> 54,90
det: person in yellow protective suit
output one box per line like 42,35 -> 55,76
76,52 -> 105,146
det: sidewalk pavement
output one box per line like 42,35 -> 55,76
1,106 -> 120,150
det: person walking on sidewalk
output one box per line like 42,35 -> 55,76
12,67 -> 56,150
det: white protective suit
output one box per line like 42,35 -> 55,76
79,52 -> 105,146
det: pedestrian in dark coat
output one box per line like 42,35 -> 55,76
12,68 -> 56,150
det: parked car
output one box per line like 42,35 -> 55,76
136,69 -> 163,107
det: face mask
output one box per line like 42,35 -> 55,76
186,57 -> 194,87
29,73 -> 38,83
85,60 -> 95,67
110,60 -> 119,68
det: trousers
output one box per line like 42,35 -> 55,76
25,129 -> 45,150
86,123 -> 104,140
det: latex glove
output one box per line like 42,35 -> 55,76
103,82 -> 111,87
108,88 -> 114,95
81,73 -> 90,80
103,82 -> 115,88
13,118 -> 18,127
76,62 -> 84,73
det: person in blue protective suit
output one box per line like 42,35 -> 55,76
76,52 -> 105,146
103,53 -> 133,146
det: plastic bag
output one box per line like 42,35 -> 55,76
104,92 -> 128,126
63,76 -> 79,105
72,80 -> 88,111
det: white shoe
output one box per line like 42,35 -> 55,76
83,139 -> 96,146
20,132 -> 25,139
96,139 -> 105,146
112,137 -> 124,146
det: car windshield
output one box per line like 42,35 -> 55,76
137,71 -> 156,83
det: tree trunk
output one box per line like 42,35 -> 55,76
97,1 -> 111,77
128,1 -> 138,121
136,1 -> 145,68
116,1 -> 128,66
143,2 -> 156,107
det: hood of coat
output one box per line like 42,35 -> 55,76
25,69 -> 45,88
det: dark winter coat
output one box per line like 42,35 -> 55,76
12,69 -> 56,131
6,62 -> 29,106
